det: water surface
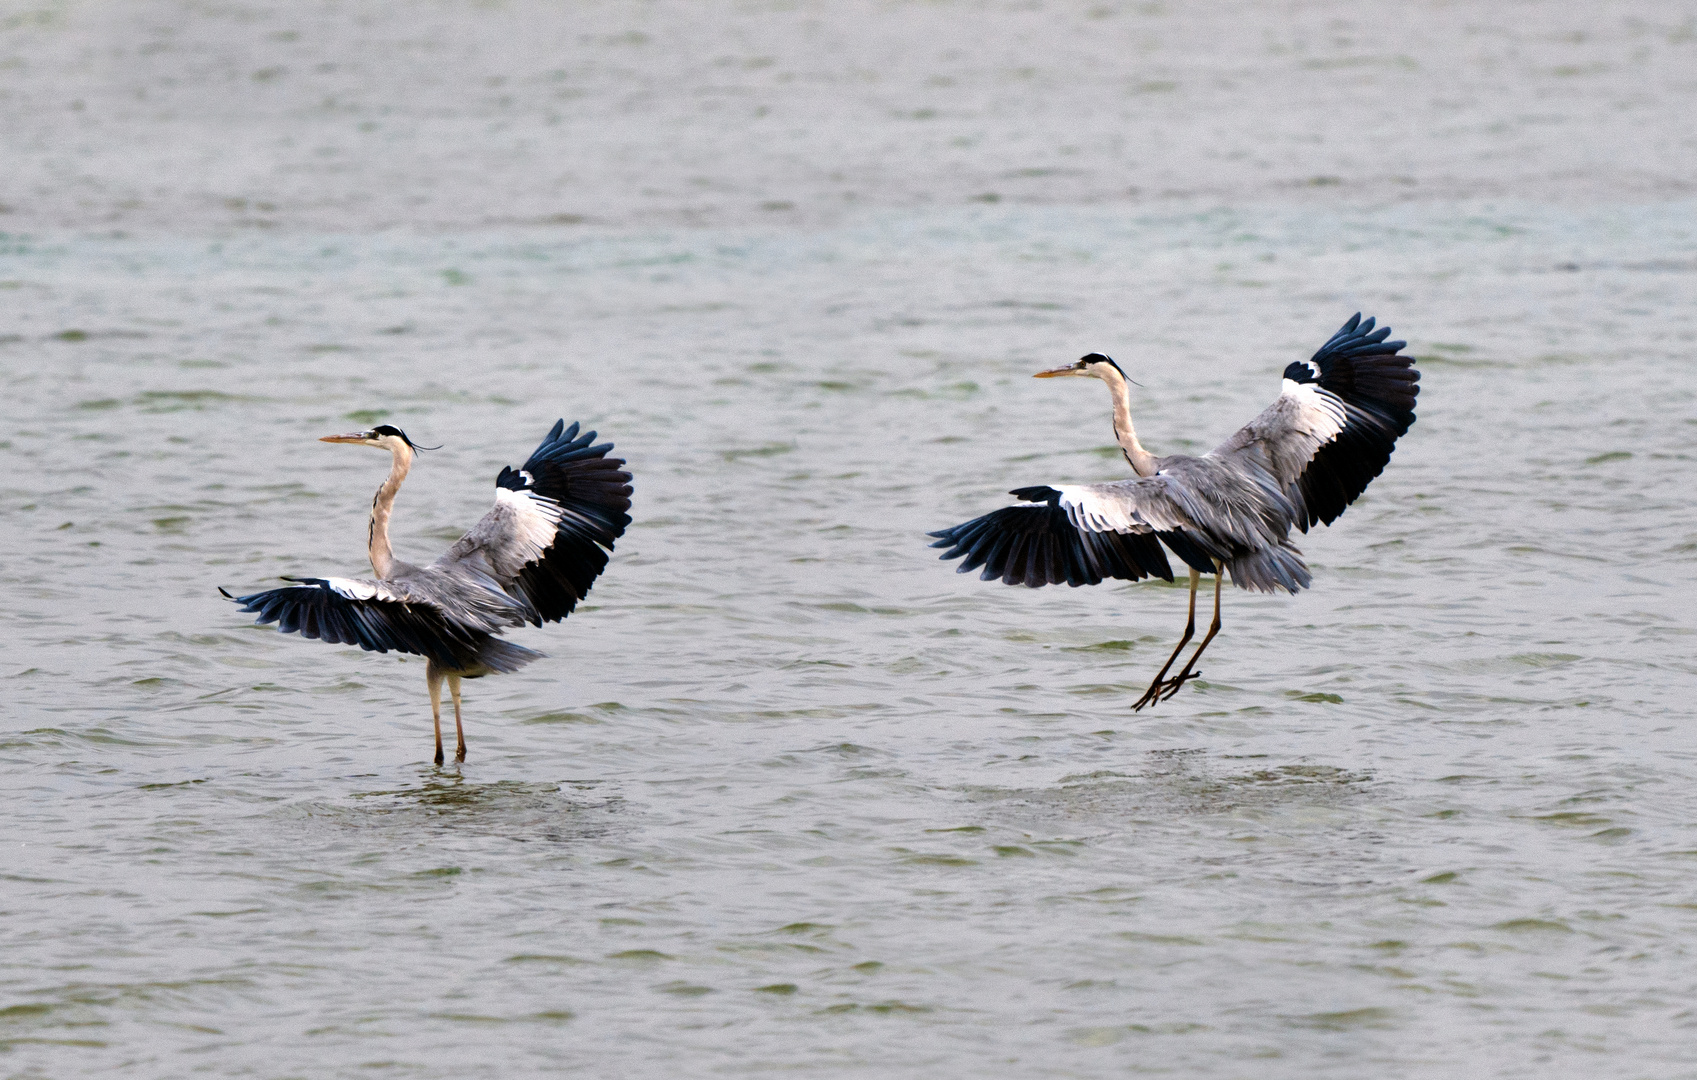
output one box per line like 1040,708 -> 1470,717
4,3 -> 1697,1077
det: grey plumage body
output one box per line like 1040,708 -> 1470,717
224,420 -> 632,763
346,560 -> 536,676
1051,452 -> 1313,595
930,314 -> 1420,707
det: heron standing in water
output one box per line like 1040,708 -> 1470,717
929,314 -> 1419,708
223,420 -> 631,763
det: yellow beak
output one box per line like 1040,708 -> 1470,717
1032,365 -> 1076,379
319,432 -> 371,444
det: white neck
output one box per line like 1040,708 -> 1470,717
1099,365 -> 1157,476
368,443 -> 413,578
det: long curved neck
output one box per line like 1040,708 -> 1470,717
368,444 -> 413,579
1100,366 -> 1157,476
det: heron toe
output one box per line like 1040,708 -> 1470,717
1160,669 -> 1202,701
1132,682 -> 1166,711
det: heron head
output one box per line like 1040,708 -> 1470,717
319,424 -> 421,451
1034,353 -> 1127,382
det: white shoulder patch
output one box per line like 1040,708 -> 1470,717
1280,379 -> 1348,442
323,577 -> 379,600
496,486 -> 563,521
494,487 -> 564,565
1052,484 -> 1146,534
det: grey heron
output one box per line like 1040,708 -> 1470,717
928,314 -> 1419,709
223,420 -> 632,764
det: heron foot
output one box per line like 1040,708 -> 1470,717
1159,668 -> 1202,701
1132,669 -> 1202,711
433,747 -> 445,766
1132,679 -> 1170,711
455,745 -> 466,763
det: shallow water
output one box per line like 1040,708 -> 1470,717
5,3 -> 1697,1078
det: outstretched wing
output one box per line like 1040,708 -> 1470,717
436,419 -> 633,624
928,486 -> 1176,588
221,577 -> 503,671
1013,464 -> 1313,593
1214,313 -> 1420,531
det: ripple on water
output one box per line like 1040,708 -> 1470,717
962,751 -> 1376,827
288,780 -> 626,845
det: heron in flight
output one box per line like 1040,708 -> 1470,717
929,314 -> 1419,709
223,420 -> 632,764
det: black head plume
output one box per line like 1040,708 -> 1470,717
1080,353 -> 1139,386
370,424 -> 441,451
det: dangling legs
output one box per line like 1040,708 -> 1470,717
1160,560 -> 1226,701
427,661 -> 446,766
1133,566 -> 1201,711
448,674 -> 466,763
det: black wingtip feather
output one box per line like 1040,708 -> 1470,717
226,579 -> 531,671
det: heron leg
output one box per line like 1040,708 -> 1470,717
427,662 -> 446,767
1160,561 -> 1226,701
1132,566 -> 1200,711
449,674 -> 466,763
